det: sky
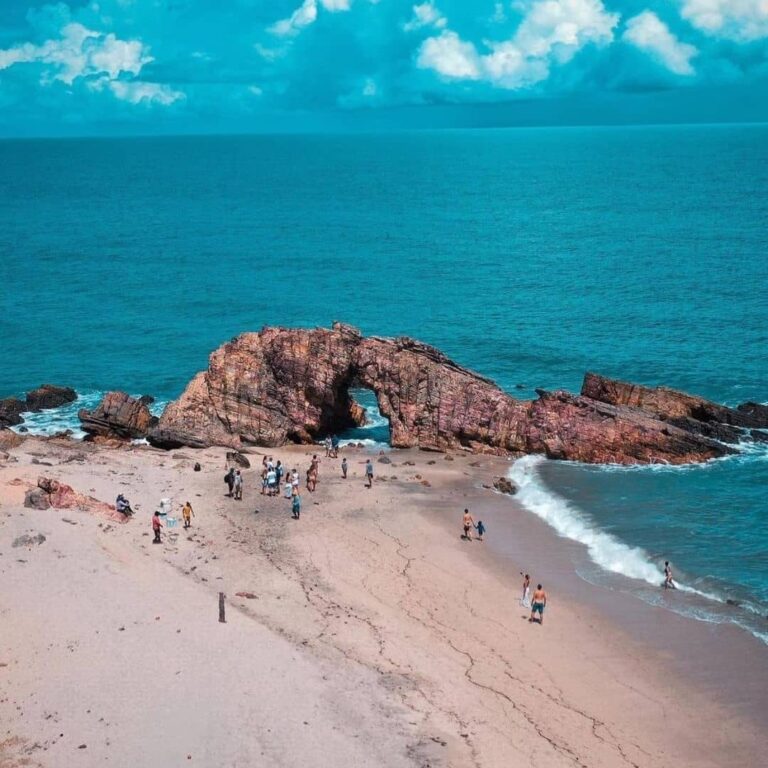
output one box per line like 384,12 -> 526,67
0,0 -> 767,135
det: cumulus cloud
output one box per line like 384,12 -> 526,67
680,0 -> 768,42
417,30 -> 481,78
0,18 -> 180,106
418,0 -> 619,89
624,11 -> 697,75
270,0 -> 352,38
404,3 -> 447,32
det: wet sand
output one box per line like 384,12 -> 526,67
1,437 -> 766,767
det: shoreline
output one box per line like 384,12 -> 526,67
1,437 -> 766,766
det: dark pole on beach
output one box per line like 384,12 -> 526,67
219,592 -> 226,623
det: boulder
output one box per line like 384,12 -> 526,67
493,477 -> 518,495
0,429 -> 24,450
24,487 -> 51,510
25,384 -> 76,412
79,391 -> 158,441
226,451 -> 251,468
0,397 -> 26,428
146,324 -> 755,466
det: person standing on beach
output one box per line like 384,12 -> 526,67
152,511 -> 163,544
324,436 -> 332,457
292,491 -> 301,520
225,468 -> 235,497
529,585 -> 547,624
182,501 -> 194,529
475,520 -> 486,541
234,470 -> 243,500
521,573 -> 531,608
341,457 -> 348,479
664,561 -> 676,589
276,461 -> 284,491
462,509 -> 474,540
365,459 -> 374,488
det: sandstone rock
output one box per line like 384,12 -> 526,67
30,476 -> 124,522
226,451 -> 251,468
0,430 -> 24,450
493,477 -> 518,495
378,456 -> 392,464
79,391 -> 158,440
24,487 -> 51,510
25,384 -> 76,412
0,397 -> 25,428
582,373 -> 767,429
147,324 -> 751,465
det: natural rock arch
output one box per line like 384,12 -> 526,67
144,322 -> 764,465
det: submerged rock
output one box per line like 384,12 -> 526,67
493,477 -> 518,495
25,384 -> 77,412
79,391 -> 158,441
146,323 -> 755,466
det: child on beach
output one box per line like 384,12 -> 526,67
182,501 -> 194,529
475,520 -> 486,541
234,470 -> 243,500
365,459 -> 374,487
292,492 -> 301,520
341,457 -> 348,478
152,511 -> 163,543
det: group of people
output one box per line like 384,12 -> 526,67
224,468 -> 244,499
324,435 -> 341,458
150,500 -> 194,543
519,573 -> 547,625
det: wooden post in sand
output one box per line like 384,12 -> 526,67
219,592 -> 226,623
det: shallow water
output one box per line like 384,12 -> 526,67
2,125 -> 766,641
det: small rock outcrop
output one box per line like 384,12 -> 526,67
25,384 -> 77,412
0,429 -> 24,450
79,392 -> 158,441
0,397 -> 26,428
493,477 -> 517,495
24,476 -> 124,521
226,451 -> 251,468
147,324 -> 765,466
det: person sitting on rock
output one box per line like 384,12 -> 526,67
116,494 -> 133,516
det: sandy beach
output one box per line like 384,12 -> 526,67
1,437 -> 766,768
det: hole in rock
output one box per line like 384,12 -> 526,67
334,388 -> 390,448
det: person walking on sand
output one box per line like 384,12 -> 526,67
182,501 -> 194,530
225,468 -> 235,498
475,520 -> 486,541
365,458 -> 374,488
152,511 -> 163,544
292,491 -> 302,520
234,469 -> 243,500
341,457 -> 348,479
663,560 -> 676,589
462,509 -> 475,540
520,573 -> 531,608
529,584 -> 547,624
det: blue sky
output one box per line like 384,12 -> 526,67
0,0 -> 767,135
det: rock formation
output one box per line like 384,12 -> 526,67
25,384 -> 77,412
79,391 -> 158,441
24,476 -> 124,522
0,398 -> 26,428
147,323 -> 766,465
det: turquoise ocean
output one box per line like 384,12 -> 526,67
1,125 -> 766,641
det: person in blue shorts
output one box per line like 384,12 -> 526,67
529,584 -> 547,625
475,520 -> 486,541
292,492 -> 301,520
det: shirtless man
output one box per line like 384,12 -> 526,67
529,584 -> 547,624
462,509 -> 475,540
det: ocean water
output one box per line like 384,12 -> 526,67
1,125 -> 767,640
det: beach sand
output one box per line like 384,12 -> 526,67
1,437 -> 766,767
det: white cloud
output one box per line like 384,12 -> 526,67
404,3 -> 447,32
0,21 -> 182,106
624,11 -> 697,75
418,0 -> 618,89
417,30 -> 482,79
270,0 -> 351,37
680,0 -> 768,42
105,80 -> 184,106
